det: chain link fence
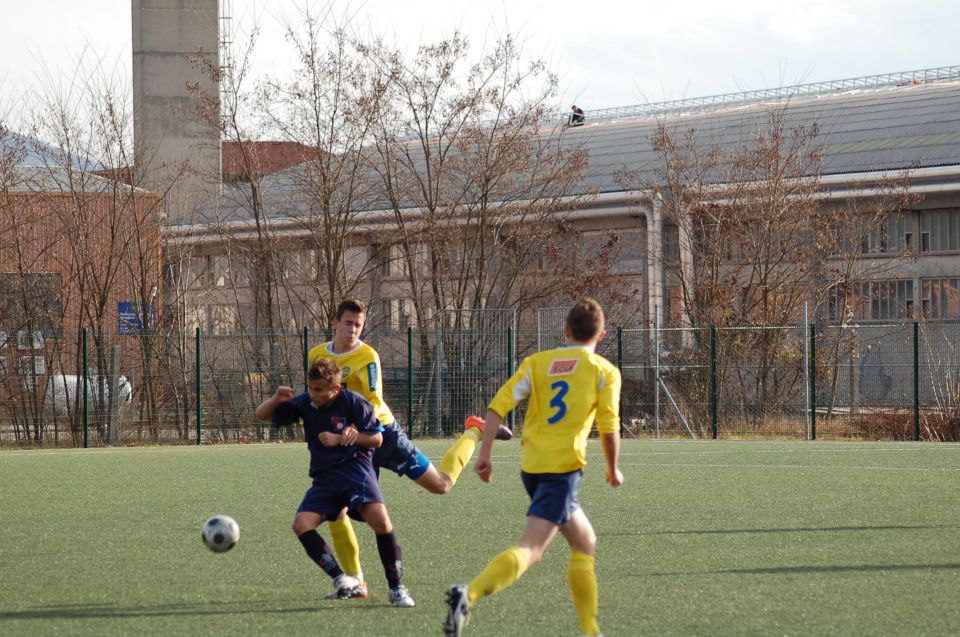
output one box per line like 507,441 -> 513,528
3,321 -> 960,447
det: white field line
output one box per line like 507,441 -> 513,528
440,458 -> 960,472
617,461 -> 960,472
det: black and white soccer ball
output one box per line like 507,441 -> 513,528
202,515 -> 240,553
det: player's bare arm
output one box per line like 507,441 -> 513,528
600,432 -> 623,487
317,430 -> 381,448
338,425 -> 359,446
353,431 -> 382,448
474,408 -> 504,483
254,385 -> 296,420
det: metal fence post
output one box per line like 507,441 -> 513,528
407,326 -> 414,439
196,326 -> 202,445
82,327 -> 89,449
507,326 -> 515,430
302,326 -> 309,392
914,321 -> 920,441
809,323 -> 817,441
710,325 -> 718,439
616,327 -> 624,426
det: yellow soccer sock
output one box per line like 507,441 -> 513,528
328,516 -> 363,582
568,552 -> 600,637
437,428 -> 480,485
468,546 -> 530,605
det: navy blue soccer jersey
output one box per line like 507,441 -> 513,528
271,389 -> 384,479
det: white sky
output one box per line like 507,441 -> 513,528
1,0 -> 958,113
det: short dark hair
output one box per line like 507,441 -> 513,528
336,299 -> 365,320
308,357 -> 341,384
566,297 -> 605,342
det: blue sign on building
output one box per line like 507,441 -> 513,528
118,302 -> 155,335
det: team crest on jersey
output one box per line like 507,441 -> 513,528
548,359 -> 579,376
340,367 -> 351,380
331,417 -> 346,431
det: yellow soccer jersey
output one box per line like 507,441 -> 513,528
488,345 -> 621,474
307,340 -> 396,426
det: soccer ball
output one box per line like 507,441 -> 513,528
202,515 -> 240,553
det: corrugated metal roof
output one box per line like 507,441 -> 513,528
567,81 -> 960,193
4,166 -> 149,194
186,78 -> 960,226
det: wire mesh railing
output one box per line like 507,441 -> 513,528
3,321 -> 960,447
554,65 -> 960,125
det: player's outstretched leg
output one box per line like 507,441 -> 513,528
435,416 -> 513,491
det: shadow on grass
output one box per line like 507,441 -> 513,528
0,600 -> 393,622
614,523 -> 960,536
715,563 -> 960,575
645,563 -> 960,577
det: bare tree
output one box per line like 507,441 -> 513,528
622,106 -> 915,432
259,7 -> 386,327
8,52 -> 167,445
363,32 -> 597,327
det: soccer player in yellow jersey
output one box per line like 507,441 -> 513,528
307,299 -> 512,598
443,298 -> 623,637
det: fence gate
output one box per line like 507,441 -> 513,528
416,308 -> 516,436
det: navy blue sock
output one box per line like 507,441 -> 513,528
376,532 -> 403,589
298,530 -> 343,579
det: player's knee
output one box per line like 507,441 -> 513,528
361,504 -> 393,533
416,469 -> 452,494
428,474 -> 454,494
291,517 -> 309,536
525,546 -> 545,566
570,536 -> 597,555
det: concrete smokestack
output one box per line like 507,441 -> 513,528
132,0 -> 220,222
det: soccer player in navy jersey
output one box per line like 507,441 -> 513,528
443,298 -> 623,637
307,299 -> 511,597
255,357 -> 415,607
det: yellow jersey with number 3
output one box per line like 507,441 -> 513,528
307,340 -> 396,426
488,345 -> 621,474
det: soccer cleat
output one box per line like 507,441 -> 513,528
464,415 -> 514,441
327,575 -> 367,600
443,583 -> 470,637
387,584 -> 416,607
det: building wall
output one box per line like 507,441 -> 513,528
0,188 -> 163,380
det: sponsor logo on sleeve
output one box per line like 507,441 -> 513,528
548,359 -> 579,376
367,363 -> 378,391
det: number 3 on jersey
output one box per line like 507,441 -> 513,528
548,380 -> 569,424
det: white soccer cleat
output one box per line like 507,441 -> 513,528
388,584 -> 416,607
324,579 -> 368,600
331,574 -> 364,600
443,583 -> 470,637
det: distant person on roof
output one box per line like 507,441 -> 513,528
570,105 -> 585,126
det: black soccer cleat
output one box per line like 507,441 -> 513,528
464,415 -> 514,441
443,583 -> 470,637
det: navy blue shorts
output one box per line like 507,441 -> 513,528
521,470 -> 583,525
298,459 -> 384,521
373,422 -> 431,480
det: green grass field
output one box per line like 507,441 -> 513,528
1,440 -> 959,636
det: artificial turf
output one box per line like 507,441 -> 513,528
1,439 -> 958,636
